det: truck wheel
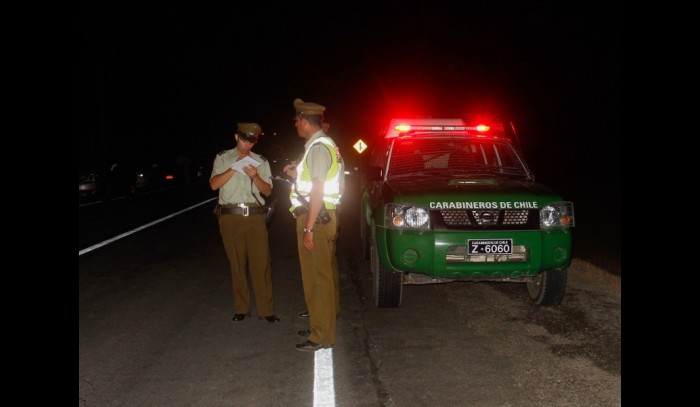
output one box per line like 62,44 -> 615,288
360,207 -> 370,260
527,267 -> 567,306
371,239 -> 403,307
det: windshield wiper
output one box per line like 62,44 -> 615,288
389,169 -> 454,178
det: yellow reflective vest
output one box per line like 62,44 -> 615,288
289,136 -> 342,211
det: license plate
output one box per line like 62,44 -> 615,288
468,239 -> 513,254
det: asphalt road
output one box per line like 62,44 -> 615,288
79,178 -> 621,406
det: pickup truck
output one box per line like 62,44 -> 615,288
360,117 -> 575,307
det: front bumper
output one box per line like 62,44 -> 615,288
375,226 -> 573,281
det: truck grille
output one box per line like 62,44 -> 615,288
434,209 -> 539,230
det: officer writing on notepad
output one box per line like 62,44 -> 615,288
210,122 -> 280,324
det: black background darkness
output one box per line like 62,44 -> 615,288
80,1 -> 619,272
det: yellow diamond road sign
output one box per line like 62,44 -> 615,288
353,139 -> 368,154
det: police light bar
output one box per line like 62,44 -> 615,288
394,124 -> 491,133
384,118 -> 507,139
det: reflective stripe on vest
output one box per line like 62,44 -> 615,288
289,136 -> 341,211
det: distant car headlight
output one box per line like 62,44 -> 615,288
385,204 -> 430,230
540,201 -> 575,229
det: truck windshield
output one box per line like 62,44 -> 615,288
387,136 -> 529,179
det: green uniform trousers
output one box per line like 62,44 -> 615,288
219,213 -> 275,317
296,210 -> 338,346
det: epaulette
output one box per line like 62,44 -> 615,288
257,155 -> 268,163
217,150 -> 227,156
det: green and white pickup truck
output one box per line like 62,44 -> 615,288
360,117 -> 575,307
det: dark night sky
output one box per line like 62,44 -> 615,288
81,1 -> 619,213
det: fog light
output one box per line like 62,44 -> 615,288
402,249 -> 419,265
552,247 -> 568,263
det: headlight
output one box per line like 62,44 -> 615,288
540,201 -> 575,229
386,204 -> 430,230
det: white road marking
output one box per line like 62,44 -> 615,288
314,348 -> 336,407
78,197 -> 216,256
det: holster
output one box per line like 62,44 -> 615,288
292,205 -> 331,224
292,206 -> 308,218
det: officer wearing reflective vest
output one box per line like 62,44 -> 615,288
283,98 -> 341,352
296,121 -> 343,321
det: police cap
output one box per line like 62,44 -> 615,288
293,98 -> 325,117
236,122 -> 262,143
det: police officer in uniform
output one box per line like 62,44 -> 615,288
297,121 -> 342,320
210,122 -> 280,323
283,99 -> 342,352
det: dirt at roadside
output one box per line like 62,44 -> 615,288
558,258 -> 621,376
569,258 -> 621,299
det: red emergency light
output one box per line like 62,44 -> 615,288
394,124 -> 491,133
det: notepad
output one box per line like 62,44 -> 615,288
231,156 -> 261,174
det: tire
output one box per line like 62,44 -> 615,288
371,238 -> 403,307
360,206 -> 370,260
527,267 -> 568,306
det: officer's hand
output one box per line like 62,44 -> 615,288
243,165 -> 258,179
283,163 -> 297,178
303,232 -> 314,251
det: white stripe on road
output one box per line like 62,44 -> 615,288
78,198 -> 216,256
314,348 -> 336,407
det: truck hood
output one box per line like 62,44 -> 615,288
380,177 -> 564,208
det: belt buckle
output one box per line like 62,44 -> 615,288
237,203 -> 249,216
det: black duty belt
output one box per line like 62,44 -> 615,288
292,206 -> 335,223
221,204 -> 266,216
